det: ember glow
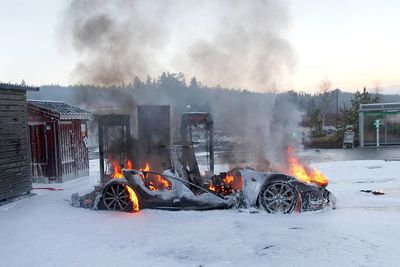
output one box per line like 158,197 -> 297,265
209,173 -> 242,195
208,183 -> 217,192
287,147 -> 329,187
140,162 -> 171,191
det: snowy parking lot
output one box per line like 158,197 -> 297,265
1,159 -> 400,267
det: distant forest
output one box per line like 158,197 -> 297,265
28,72 -> 400,136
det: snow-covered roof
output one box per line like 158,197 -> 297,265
28,100 -> 91,120
0,83 -> 39,91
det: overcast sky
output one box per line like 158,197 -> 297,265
0,0 -> 399,93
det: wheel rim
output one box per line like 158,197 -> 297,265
260,182 -> 296,213
103,183 -> 131,211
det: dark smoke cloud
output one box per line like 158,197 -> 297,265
61,0 -> 167,85
61,0 -> 295,91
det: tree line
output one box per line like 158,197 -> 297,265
28,72 -> 392,139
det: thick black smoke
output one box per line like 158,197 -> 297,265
60,0 -> 295,91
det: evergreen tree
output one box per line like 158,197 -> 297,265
146,75 -> 152,85
310,108 -> 324,137
190,76 -> 199,89
343,87 -> 380,133
133,76 -> 143,88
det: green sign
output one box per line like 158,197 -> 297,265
373,119 -> 381,129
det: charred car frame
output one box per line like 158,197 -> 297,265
82,111 -> 336,214
97,168 -> 335,214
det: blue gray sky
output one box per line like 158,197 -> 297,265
0,0 -> 399,93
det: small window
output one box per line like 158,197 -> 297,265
81,123 -> 87,136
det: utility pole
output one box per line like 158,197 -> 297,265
333,88 -> 340,135
374,119 -> 381,147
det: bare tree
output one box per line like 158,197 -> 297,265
372,81 -> 382,102
318,78 -> 333,127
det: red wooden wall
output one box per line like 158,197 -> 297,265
58,121 -> 89,181
28,111 -> 89,183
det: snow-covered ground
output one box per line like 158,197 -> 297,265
1,159 -> 400,267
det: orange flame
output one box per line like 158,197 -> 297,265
111,159 -> 133,179
111,161 -> 124,179
124,185 -> 140,212
126,160 -> 133,170
142,163 -> 150,172
287,147 -> 328,187
208,173 -> 242,195
110,160 -> 171,192
140,162 -> 171,191
208,183 -> 217,191
225,174 -> 242,191
225,174 -> 234,184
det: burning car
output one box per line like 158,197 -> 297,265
97,160 -> 335,214
79,112 -> 335,214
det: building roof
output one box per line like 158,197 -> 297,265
360,102 -> 400,112
0,83 -> 39,91
28,100 -> 91,120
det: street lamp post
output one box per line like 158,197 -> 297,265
333,88 -> 340,134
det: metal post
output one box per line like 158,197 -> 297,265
359,112 -> 364,147
98,123 -> 105,184
54,122 -> 60,182
384,112 -> 387,145
376,127 -> 380,147
374,119 -> 381,147
336,88 -> 339,131
126,117 -> 132,163
209,121 -> 214,174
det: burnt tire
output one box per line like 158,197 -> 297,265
258,180 -> 298,214
102,182 -> 133,212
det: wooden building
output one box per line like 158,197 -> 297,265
0,83 -> 39,201
27,100 -> 91,183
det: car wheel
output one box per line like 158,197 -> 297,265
258,181 -> 298,214
102,182 -> 133,212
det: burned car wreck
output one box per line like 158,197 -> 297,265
96,167 -> 335,214
75,111 -> 336,214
